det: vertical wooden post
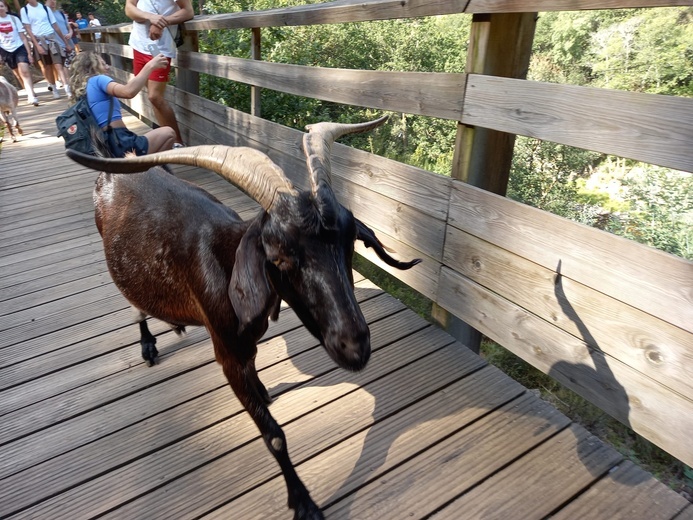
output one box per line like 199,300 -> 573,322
177,27 -> 199,96
251,27 -> 261,118
433,12 -> 537,353
109,32 -> 125,71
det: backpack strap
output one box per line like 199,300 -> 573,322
9,14 -> 21,33
106,96 -> 114,129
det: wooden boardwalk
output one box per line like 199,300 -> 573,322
1,95 -> 691,520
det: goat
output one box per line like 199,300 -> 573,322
0,76 -> 22,143
66,116 -> 420,519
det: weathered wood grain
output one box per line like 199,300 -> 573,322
550,460 -> 691,520
88,0 -> 693,34
444,229 -> 693,401
179,52 -> 467,120
437,267 -> 693,467
211,365 -> 531,519
448,180 -> 693,334
431,424 -> 623,519
463,75 -> 693,173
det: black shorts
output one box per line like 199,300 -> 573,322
106,127 -> 149,157
0,46 -> 30,70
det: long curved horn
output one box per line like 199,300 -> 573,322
302,115 -> 388,194
66,145 -> 297,211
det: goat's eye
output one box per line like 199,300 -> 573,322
268,256 -> 294,271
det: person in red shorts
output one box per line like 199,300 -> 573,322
125,0 -> 193,147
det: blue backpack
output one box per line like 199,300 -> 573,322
56,91 -> 113,155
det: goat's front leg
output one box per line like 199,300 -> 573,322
220,356 -> 322,520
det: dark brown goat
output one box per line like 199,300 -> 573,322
66,116 -> 419,519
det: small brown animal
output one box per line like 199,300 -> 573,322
0,76 -> 22,143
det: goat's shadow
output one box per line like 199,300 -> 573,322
266,261 -> 645,517
548,260 -> 644,482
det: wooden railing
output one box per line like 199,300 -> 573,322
79,0 -> 693,468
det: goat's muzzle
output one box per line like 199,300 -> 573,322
324,321 -> 371,372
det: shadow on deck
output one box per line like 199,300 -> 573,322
1,97 -> 690,520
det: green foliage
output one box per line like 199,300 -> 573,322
508,137 -> 606,225
59,0 -> 129,24
531,7 -> 693,94
199,0 -> 469,174
512,7 -> 693,259
353,257 -> 431,321
610,168 -> 693,259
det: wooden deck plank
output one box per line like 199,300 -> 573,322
431,424 -> 624,519
551,461 -> 691,520
0,306 -> 423,516
323,394 -> 571,519
1,92 -> 688,520
92,330 -> 480,520
0,290 -> 402,482
208,364 -> 531,519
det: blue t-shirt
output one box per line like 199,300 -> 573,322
87,75 -> 123,127
76,18 -> 88,29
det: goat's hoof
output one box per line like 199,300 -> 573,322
142,344 -> 159,367
292,499 -> 323,520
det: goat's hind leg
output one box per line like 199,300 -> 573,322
134,310 -> 159,366
11,108 -> 22,137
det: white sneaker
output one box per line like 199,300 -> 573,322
27,97 -> 39,106
52,89 -> 61,99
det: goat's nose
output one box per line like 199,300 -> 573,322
338,328 -> 370,371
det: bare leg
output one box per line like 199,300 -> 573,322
144,126 -> 176,153
17,63 -> 37,102
147,79 -> 183,144
36,58 -> 56,85
11,68 -> 24,89
53,64 -> 71,95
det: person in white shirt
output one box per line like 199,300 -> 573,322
20,0 -> 71,98
125,0 -> 193,147
0,0 -> 38,105
87,12 -> 100,41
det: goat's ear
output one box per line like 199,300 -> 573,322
229,220 -> 277,335
355,218 -> 422,270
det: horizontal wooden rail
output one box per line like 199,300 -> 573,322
178,52 -> 467,120
85,0 -> 691,34
93,38 -> 693,173
463,75 -> 693,173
